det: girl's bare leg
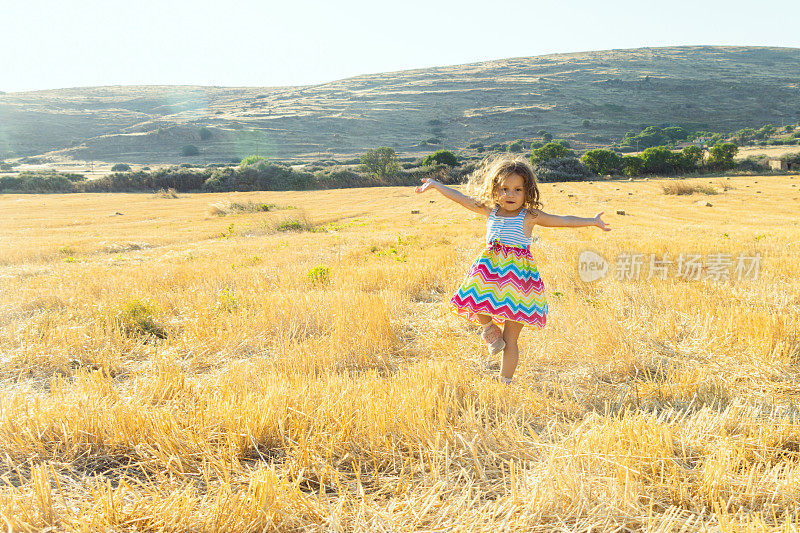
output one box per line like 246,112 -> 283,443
500,320 -> 524,380
476,314 -> 493,327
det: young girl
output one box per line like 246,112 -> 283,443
414,155 -> 611,384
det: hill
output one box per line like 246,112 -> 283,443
1,45 -> 799,163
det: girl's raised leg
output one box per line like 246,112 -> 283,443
500,320 -> 524,380
476,314 -> 504,353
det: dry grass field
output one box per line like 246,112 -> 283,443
1,174 -> 800,531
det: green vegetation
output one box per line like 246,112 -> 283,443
621,155 -> 644,176
111,298 -> 168,339
181,145 -> 200,156
619,125 -> 690,151
707,143 -> 738,170
307,265 -> 331,286
531,157 -> 593,182
530,142 -> 574,163
507,140 -> 526,153
422,150 -> 458,167
240,155 -> 267,167
580,149 -> 623,175
199,127 -> 212,140
111,163 -> 131,172
360,147 -> 400,178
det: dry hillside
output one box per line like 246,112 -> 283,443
1,46 -> 799,163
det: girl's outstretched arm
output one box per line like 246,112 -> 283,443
414,178 -> 490,216
532,209 -> 611,231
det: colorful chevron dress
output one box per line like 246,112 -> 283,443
450,206 -> 548,328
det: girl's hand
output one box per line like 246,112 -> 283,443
414,177 -> 438,193
594,212 -> 612,231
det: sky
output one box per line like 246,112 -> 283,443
2,0 -> 799,93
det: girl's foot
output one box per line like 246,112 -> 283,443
481,322 -> 505,356
491,375 -> 513,385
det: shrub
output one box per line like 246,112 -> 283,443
580,149 -> 623,175
422,150 -> 458,167
199,127 -> 212,140
307,265 -> 331,286
780,152 -> 800,166
531,157 -> 593,182
276,220 -> 304,232
0,172 -> 79,193
425,138 -> 442,145
240,155 -> 267,167
81,169 -> 210,193
181,145 -> 200,156
111,163 -> 131,172
737,157 -> 767,172
111,298 -> 167,339
507,140 -> 526,153
531,142 -> 574,163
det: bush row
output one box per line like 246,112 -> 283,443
0,164 -> 468,194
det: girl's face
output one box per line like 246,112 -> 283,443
496,173 -> 525,210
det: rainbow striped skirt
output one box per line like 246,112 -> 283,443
450,240 -> 547,328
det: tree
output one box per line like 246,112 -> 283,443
662,126 -> 688,142
580,149 -> 623,175
422,150 -> 458,167
531,142 -> 574,163
541,132 -> 553,142
707,143 -> 738,170
681,146 -> 704,168
360,147 -> 400,178
621,155 -> 644,176
640,146 -> 675,174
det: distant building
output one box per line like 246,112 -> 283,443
769,159 -> 799,171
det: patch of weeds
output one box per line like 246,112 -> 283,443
154,188 -> 179,198
396,234 -> 421,246
112,298 -> 168,339
662,183 -> 717,195
209,201 -> 290,217
58,245 -> 75,255
307,264 -> 331,286
216,288 -> 239,313
322,218 -> 370,232
276,220 -> 306,232
232,256 -> 262,269
63,256 -> 81,263
219,223 -> 235,239
370,245 -> 407,262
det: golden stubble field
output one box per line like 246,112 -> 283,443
1,174 -> 799,532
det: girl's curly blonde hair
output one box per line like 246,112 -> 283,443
466,154 -> 543,213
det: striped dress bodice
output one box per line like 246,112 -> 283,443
485,206 -> 531,248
